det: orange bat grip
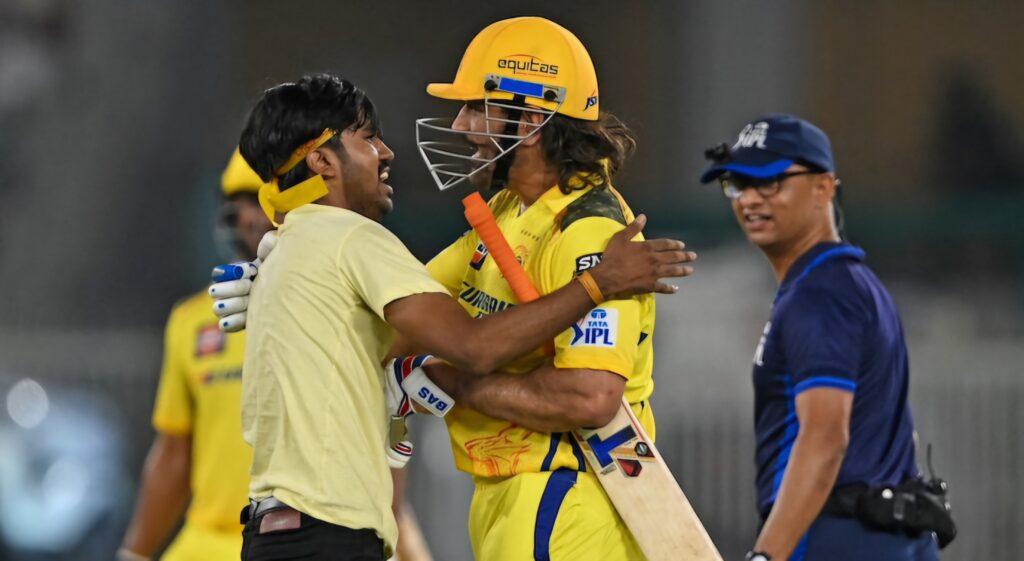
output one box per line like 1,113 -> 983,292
463,192 -> 541,303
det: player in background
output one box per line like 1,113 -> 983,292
118,150 -> 271,561
229,73 -> 692,561
700,115 -> 953,561
407,16 -> 676,560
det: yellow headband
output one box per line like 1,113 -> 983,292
275,128 -> 338,175
258,129 -> 338,226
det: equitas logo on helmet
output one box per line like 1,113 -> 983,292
415,17 -> 599,192
496,55 -> 559,77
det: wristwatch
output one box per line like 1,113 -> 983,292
745,552 -> 772,561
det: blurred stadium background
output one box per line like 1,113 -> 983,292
1,0 -> 1022,559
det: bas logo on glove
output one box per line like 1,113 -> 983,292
417,386 -> 450,414
388,355 -> 455,418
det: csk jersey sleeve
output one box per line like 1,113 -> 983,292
779,283 -> 866,394
427,230 -> 478,296
340,222 -> 450,319
542,216 -> 644,380
152,303 -> 193,435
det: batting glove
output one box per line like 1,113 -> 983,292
209,232 -> 278,332
385,356 -> 455,419
383,356 -> 426,470
255,230 -> 278,262
386,417 -> 415,470
384,355 -> 454,470
209,262 -> 256,332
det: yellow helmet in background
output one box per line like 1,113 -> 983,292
427,16 -> 600,120
220,148 -> 264,196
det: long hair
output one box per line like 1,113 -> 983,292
539,111 -> 637,194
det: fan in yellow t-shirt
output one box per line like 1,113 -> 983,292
119,147 -> 440,561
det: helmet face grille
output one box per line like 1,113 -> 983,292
416,78 -> 563,192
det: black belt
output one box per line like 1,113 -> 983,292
820,479 -> 956,549
822,483 -> 868,517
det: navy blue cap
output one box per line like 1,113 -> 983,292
700,114 -> 834,183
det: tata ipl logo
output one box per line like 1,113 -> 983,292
497,54 -> 559,78
570,307 -> 617,348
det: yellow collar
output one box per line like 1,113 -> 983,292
537,183 -> 593,215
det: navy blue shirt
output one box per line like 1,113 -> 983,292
752,242 -> 919,516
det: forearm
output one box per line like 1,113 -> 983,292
389,285 -> 596,376
386,335 -> 430,362
392,455 -> 431,559
391,467 -> 408,522
458,281 -> 594,374
389,221 -> 695,375
121,440 -> 192,555
395,501 -> 433,561
427,362 -> 621,432
755,433 -> 846,560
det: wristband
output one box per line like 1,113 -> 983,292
576,270 -> 605,305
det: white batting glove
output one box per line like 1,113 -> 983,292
386,417 -> 414,470
209,263 -> 256,332
385,356 -> 455,418
208,232 -> 279,332
255,230 -> 278,262
382,355 -> 455,469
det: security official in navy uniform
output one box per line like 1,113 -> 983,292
700,115 -> 955,561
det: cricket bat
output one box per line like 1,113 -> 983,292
463,192 -> 722,561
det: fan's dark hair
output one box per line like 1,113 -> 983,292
239,73 -> 379,190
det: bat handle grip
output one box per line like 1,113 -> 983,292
462,192 -> 541,303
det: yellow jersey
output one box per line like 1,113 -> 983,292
242,204 -> 448,555
426,184 -> 656,478
151,290 -> 251,533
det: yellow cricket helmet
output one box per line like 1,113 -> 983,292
426,16 -> 599,120
220,148 -> 264,196
416,17 -> 601,192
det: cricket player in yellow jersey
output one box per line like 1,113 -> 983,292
411,17 -> 683,560
118,150 -> 272,561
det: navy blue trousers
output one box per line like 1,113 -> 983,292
793,514 -> 939,561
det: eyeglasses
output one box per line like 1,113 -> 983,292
719,170 -> 820,200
